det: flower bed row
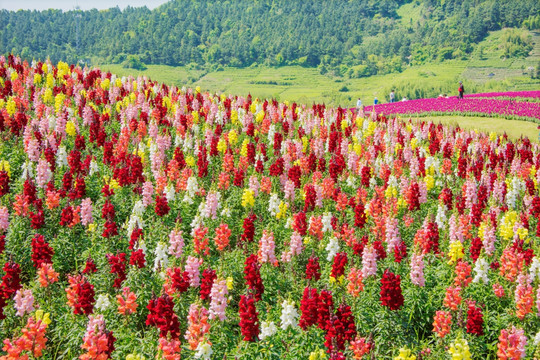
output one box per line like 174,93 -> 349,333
0,55 -> 539,359
365,96 -> 540,122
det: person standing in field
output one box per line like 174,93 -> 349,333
458,81 -> 464,99
356,97 -> 362,115
390,90 -> 395,103
374,96 -> 378,105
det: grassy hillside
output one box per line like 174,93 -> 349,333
100,30 -> 540,108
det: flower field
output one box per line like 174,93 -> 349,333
365,92 -> 540,121
1,54 -> 540,359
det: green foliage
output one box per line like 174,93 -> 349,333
1,0 -> 538,74
122,55 -> 147,70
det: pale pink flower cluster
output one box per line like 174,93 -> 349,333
203,191 -> 220,219
284,180 -> 295,201
410,253 -> 425,287
36,158 -> 52,189
361,245 -> 377,278
86,314 -> 105,335
186,256 -> 202,287
385,217 -> 400,255
209,279 -> 228,321
281,231 -> 303,263
482,222 -> 496,256
0,206 -> 9,231
249,176 -> 260,197
142,181 -> 154,207
80,198 -> 94,226
258,230 -> 277,264
14,289 -> 35,317
449,214 -> 463,243
26,138 -> 40,162
168,229 -> 185,258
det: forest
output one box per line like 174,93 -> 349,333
1,0 -> 539,77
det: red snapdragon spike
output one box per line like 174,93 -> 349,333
129,249 -> 146,268
306,256 -> 321,281
30,209 -> 45,229
83,258 -> 98,274
0,235 -> 4,255
1,262 -> 21,298
394,241 -> 407,263
373,241 -> 386,260
107,253 -> 127,288
318,290 -> 334,331
269,157 -> 284,176
354,201 -> 366,228
288,165 -> 301,188
200,268 -> 217,301
293,211 -> 307,236
304,184 -> 317,212
380,269 -> 404,311
330,252 -> 348,279
31,234 -> 54,268
146,294 -> 180,339
169,268 -> 190,293
129,228 -> 144,250
240,214 -> 256,243
0,171 -> 9,197
466,302 -> 484,336
155,195 -> 170,217
103,220 -> 118,238
233,168 -> 245,187
244,254 -> 264,301
59,205 -> 74,226
66,275 -> 95,315
299,287 -> 319,330
239,294 -> 260,342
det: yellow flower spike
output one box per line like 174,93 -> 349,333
41,63 -> 48,74
54,93 -> 66,114
394,347 -> 416,360
241,189 -> 255,208
303,236 -> 312,245
228,130 -> 238,146
410,138 -> 418,150
100,78 -> 110,91
191,110 -> 200,124
276,201 -> 288,219
226,276 -> 234,290
185,155 -> 195,167
329,276 -> 336,284
88,223 -> 96,233
250,102 -> 257,114
338,275 -> 345,284
65,121 -> 77,137
240,139 -> 249,157
255,110 -> 265,123
230,109 -> 238,125
132,81 -> 138,91
0,99 -> 4,109
341,119 -> 348,131
448,240 -> 464,265
10,72 -> 18,81
115,78 -> 122,88
0,161 -> 11,177
354,143 -> 362,156
33,73 -> 42,85
6,98 -> 16,116
424,174 -> 434,191
217,138 -> 227,154
448,338 -> 471,360
302,136 -> 308,152
220,93 -> 227,102
35,310 -> 51,325
46,73 -> 55,88
195,86 -> 201,93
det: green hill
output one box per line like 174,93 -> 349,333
1,0 -> 538,78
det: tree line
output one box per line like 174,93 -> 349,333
1,0 -> 538,77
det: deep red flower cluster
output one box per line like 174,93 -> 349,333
425,221 -> 440,254
354,201 -> 366,228
82,257 -> 98,274
466,302 -> 484,336
240,214 -> 256,243
292,211 -> 307,236
324,303 -> 357,353
244,254 -> 264,300
288,165 -> 302,188
407,182 -> 420,211
380,269 -> 404,311
154,195 -> 170,217
146,294 -> 180,339
200,268 -> 217,300
0,170 -> 9,197
239,294 -> 260,342
67,275 -> 95,315
129,249 -> 146,268
299,286 -> 319,330
306,256 -> 321,281
107,253 -> 127,288
0,261 -> 21,299
331,252 -> 348,278
31,234 -> 54,268
318,289 -> 334,331
169,267 -> 190,293
304,184 -> 317,212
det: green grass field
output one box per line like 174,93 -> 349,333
99,28 -> 540,142
410,116 -> 539,142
